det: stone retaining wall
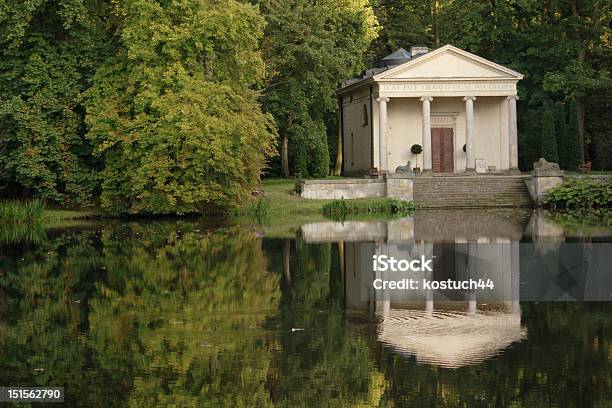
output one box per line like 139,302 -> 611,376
301,178 -> 385,199
301,175 -> 414,201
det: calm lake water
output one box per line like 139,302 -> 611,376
1,210 -> 611,407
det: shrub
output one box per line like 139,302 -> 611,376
322,197 -> 415,217
545,179 -> 612,209
294,173 -> 303,194
292,123 -> 329,178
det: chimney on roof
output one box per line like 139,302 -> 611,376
410,46 -> 429,58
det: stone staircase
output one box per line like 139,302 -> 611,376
413,175 -> 534,209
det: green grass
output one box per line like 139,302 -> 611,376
322,197 -> 415,218
231,178 -> 417,238
0,199 -> 44,223
250,178 -> 334,214
234,177 -> 415,224
237,178 -> 399,216
0,199 -> 46,244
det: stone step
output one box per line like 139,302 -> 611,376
412,175 -> 533,208
416,204 -> 533,209
414,191 -> 530,195
415,190 -> 528,194
415,199 -> 533,204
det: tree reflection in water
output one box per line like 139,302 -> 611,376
0,219 -> 610,406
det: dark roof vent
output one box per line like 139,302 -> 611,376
381,48 -> 411,68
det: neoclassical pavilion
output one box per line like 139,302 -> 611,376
338,45 -> 523,174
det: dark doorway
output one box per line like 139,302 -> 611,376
431,128 -> 454,173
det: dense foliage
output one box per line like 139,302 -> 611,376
0,0 -> 276,214
545,179 -> 612,209
0,0 -> 110,204
0,0 -> 610,213
86,0 -> 276,214
257,0 -> 378,177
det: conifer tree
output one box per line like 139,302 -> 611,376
554,104 -> 569,169
540,109 -> 559,163
566,99 -> 583,170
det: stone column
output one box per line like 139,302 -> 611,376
376,97 -> 390,172
420,96 -> 433,172
507,95 -> 519,170
463,96 -> 476,172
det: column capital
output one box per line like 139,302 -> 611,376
376,96 -> 390,103
420,96 -> 433,102
507,95 -> 519,101
463,96 -> 477,101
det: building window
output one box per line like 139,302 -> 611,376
362,105 -> 369,126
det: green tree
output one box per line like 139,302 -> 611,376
0,0 -> 110,204
258,0 -> 378,177
541,108 -> 559,163
368,0 -> 452,64
543,0 -> 612,163
439,0 -> 611,170
85,0 -> 276,214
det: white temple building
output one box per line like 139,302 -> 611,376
338,44 -> 523,174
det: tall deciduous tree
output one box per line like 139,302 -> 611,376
543,0 -> 611,163
0,0 -> 111,204
85,0 -> 276,214
258,0 -> 378,177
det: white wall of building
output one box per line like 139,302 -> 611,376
345,90 -> 510,173
386,97 -> 422,170
474,96 -> 509,171
342,87 -> 372,174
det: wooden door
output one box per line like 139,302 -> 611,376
431,128 -> 454,173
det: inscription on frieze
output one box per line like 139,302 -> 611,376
380,82 -> 516,92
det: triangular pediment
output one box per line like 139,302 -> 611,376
375,45 -> 523,80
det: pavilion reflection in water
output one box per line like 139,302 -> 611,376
300,209 -> 537,368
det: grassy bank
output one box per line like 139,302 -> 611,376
231,178 -> 416,238
43,207 -> 103,222
235,177 -> 414,218
1,198 -> 104,227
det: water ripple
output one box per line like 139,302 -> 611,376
377,309 -> 527,368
